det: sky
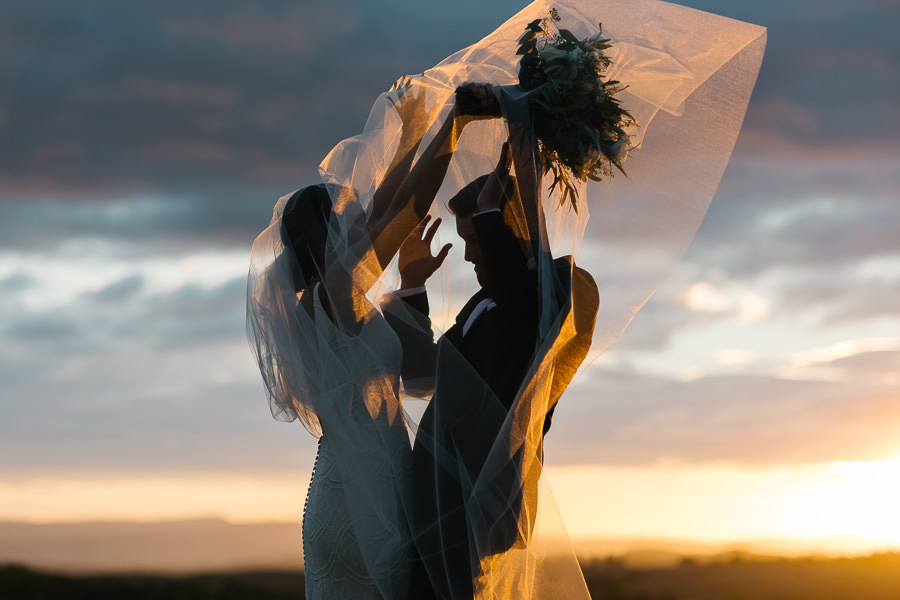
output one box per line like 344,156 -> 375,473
1,0 -> 899,552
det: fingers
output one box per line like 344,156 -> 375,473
459,81 -> 499,111
389,75 -> 413,95
475,142 -> 512,212
412,214 -> 432,237
473,84 -> 489,105
434,243 -> 452,266
488,142 -> 511,189
495,142 -> 511,174
469,83 -> 494,108
422,216 -> 442,244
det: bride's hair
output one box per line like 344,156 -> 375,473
280,184 -> 333,292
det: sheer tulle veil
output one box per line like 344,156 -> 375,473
246,1 -> 765,598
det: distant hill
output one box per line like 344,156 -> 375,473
5,554 -> 900,600
0,520 -> 302,573
571,536 -> 900,567
2,519 -> 895,573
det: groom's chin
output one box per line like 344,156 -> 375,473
474,267 -> 487,288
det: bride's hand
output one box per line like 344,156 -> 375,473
389,81 -> 434,140
398,215 -> 452,289
456,81 -> 501,118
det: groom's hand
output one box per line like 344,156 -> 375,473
477,142 -> 512,213
398,215 -> 452,289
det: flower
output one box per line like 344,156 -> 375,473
607,140 -> 626,160
538,46 -> 567,62
516,9 -> 637,210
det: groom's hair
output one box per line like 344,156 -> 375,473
448,174 -> 517,217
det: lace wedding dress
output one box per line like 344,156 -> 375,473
300,288 -> 411,600
247,184 -> 413,599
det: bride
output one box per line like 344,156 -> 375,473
246,84 -> 504,598
248,0 -> 765,598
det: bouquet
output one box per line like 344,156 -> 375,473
460,9 -> 636,210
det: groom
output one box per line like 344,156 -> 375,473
385,145 -> 569,599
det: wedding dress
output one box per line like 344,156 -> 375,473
247,192 -> 413,599
249,1 -> 765,598
300,285 -> 411,600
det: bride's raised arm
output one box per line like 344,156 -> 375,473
368,82 -> 500,270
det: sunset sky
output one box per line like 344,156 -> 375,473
1,0 -> 899,554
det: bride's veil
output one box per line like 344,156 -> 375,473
247,1 -> 765,598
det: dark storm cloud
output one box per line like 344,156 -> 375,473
682,0 -> 900,144
1,0 -> 894,264
2,0 -> 896,200
0,0 -> 523,200
0,0 -> 526,250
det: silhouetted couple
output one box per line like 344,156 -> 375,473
248,81 -> 597,600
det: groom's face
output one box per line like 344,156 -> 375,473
455,213 -> 486,287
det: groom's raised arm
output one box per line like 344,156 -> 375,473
473,143 -> 540,319
382,287 -> 438,398
380,216 -> 450,397
368,83 -> 499,271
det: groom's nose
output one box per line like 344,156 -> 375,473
464,239 -> 482,264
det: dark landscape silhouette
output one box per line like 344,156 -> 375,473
4,553 -> 900,599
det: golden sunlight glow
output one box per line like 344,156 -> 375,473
545,460 -> 900,552
0,475 -> 310,523
770,459 -> 900,543
4,461 -> 900,556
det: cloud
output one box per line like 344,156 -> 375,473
683,0 -> 900,145
3,0 -> 896,203
666,0 -> 900,281
87,275 -> 145,302
0,272 -> 32,292
0,195 -> 276,251
2,272 -> 247,351
0,0 -> 524,201
5,313 -> 79,342
825,349 -> 900,374
549,366 -> 900,466
0,266 -> 304,474
774,264 -> 900,324
1,0 -> 897,484
2,0 -> 897,272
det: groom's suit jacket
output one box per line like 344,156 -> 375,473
386,210 -> 573,599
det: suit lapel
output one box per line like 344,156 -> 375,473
447,289 -> 488,346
